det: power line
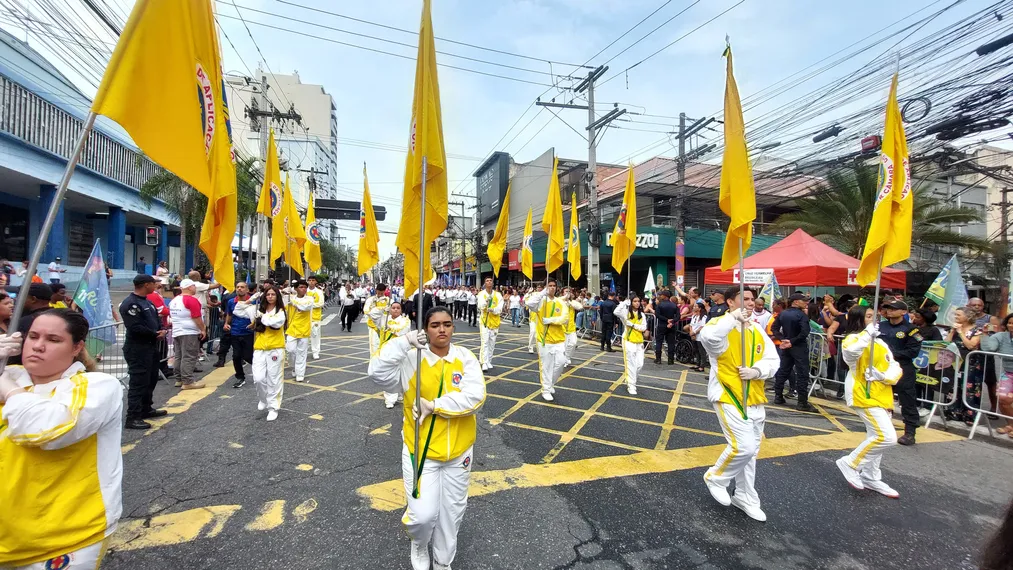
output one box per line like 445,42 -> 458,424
224,0 -> 299,114
599,0 -> 703,68
272,0 -> 593,69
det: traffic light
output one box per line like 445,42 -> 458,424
145,226 -> 159,246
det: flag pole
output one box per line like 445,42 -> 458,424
3,111 -> 97,372
867,250 -> 885,397
413,156 -> 428,494
738,238 -> 747,409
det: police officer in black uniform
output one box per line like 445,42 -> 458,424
654,290 -> 679,364
599,291 -> 618,352
878,298 -> 923,445
771,293 -> 814,411
119,274 -> 167,430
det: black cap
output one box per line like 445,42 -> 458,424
133,274 -> 156,286
26,283 -> 53,300
883,298 -> 908,310
788,293 -> 807,303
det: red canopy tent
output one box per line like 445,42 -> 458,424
704,229 -> 906,289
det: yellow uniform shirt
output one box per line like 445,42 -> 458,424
0,364 -> 123,567
368,338 -> 486,462
286,295 -> 314,339
841,332 -> 902,409
253,307 -> 287,351
698,313 -> 781,417
477,290 -> 503,330
308,288 -> 325,322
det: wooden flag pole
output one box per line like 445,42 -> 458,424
413,157 -> 428,494
3,112 -> 97,373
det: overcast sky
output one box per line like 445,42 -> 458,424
0,0 -> 1001,259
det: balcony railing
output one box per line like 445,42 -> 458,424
0,75 -> 163,190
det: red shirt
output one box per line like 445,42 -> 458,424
146,292 -> 170,327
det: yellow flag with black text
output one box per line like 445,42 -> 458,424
568,191 -> 582,280
396,0 -> 447,296
857,72 -> 912,286
359,164 -> 381,277
521,207 -> 533,280
541,156 -> 565,274
718,45 -> 756,272
487,182 -> 511,278
92,0 -> 236,289
304,194 -> 322,273
610,164 -> 637,273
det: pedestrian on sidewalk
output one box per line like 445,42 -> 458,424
235,285 -> 286,421
367,306 -> 486,570
466,287 -> 478,327
699,286 -> 780,523
169,279 -> 207,390
835,304 -> 902,499
119,274 -> 167,430
599,291 -> 618,352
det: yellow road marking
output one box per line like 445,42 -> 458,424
813,402 -> 851,433
656,370 -> 688,450
121,366 -> 234,454
110,505 -> 242,552
356,428 -> 962,512
503,421 -> 650,453
309,414 -> 324,420
228,442 -> 244,449
495,351 -> 608,424
245,500 -> 285,531
296,464 -> 314,471
541,374 -> 627,463
292,499 -> 318,523
370,423 -> 392,435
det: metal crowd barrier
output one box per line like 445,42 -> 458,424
961,349 -> 1013,440
87,322 -> 127,383
806,331 -> 964,430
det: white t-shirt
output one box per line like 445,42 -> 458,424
509,295 -> 521,309
467,293 -> 477,305
192,282 -> 211,308
47,262 -> 61,280
169,294 -> 203,337
750,309 -> 772,331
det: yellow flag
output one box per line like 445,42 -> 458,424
256,130 -> 282,219
610,164 -> 637,273
269,168 -> 287,268
487,182 -> 511,278
568,191 -> 582,280
857,72 -> 912,286
718,45 -> 756,272
541,156 -> 565,274
521,207 -> 534,280
304,194 -> 322,273
396,0 -> 448,297
282,172 -> 306,276
359,164 -> 381,277
92,0 -> 236,290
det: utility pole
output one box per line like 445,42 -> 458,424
1002,187 -> 1012,245
676,113 -> 686,241
248,74 -> 301,283
537,65 -> 624,294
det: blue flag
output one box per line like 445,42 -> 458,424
73,240 -> 116,345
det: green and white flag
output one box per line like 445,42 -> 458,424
935,255 -> 968,327
925,255 -> 956,306
758,272 -> 781,302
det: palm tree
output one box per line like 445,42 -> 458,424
139,172 -> 207,275
773,163 -> 990,261
234,156 -> 260,279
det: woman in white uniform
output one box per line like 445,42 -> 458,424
236,285 -> 287,421
563,288 -> 583,367
614,295 -> 648,395
835,304 -> 902,498
368,307 -> 486,570
0,309 -> 123,569
380,301 -> 411,409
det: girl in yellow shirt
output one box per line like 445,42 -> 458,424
235,285 -> 287,422
614,296 -> 648,395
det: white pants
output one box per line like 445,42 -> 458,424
705,403 -> 766,508
479,324 -> 498,368
845,407 -> 897,482
401,444 -> 473,570
368,327 -> 380,356
252,349 -> 285,411
528,321 -> 537,351
622,339 -> 645,389
286,336 -> 309,381
6,539 -> 107,570
564,332 -> 577,365
310,321 -> 322,358
538,342 -> 566,395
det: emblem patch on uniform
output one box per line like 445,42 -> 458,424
44,555 -> 71,570
755,343 -> 763,355
895,331 -> 905,339
462,456 -> 471,468
271,354 -> 279,362
452,372 -> 463,386
128,306 -> 139,316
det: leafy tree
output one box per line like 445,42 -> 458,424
773,163 -> 990,260
320,240 -> 355,277
138,171 -> 206,274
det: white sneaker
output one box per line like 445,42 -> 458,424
836,457 -> 864,490
410,540 -> 430,570
528,348 -> 535,354
433,564 -> 451,570
313,354 -> 320,360
549,386 -> 556,394
541,392 -> 554,401
257,401 -> 266,411
384,402 -> 395,409
296,377 -> 305,383
266,410 -> 278,422
730,493 -> 767,522
862,478 -> 899,499
627,386 -> 638,395
704,475 -> 731,506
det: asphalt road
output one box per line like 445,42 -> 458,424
102,308 -> 1013,570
